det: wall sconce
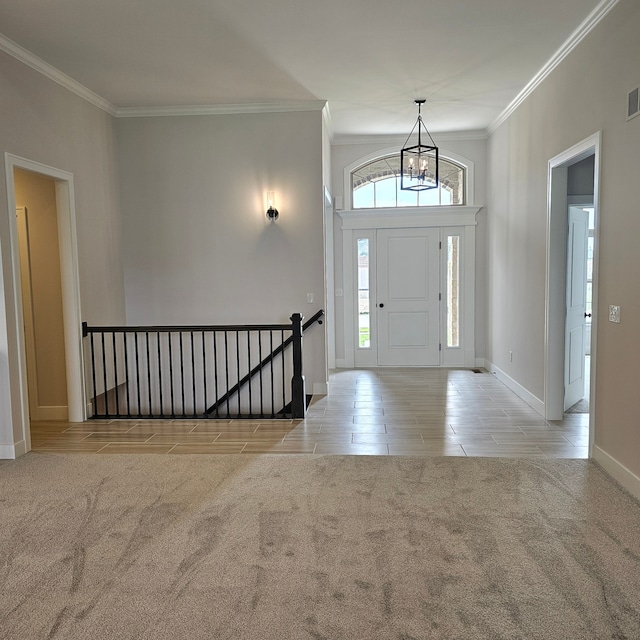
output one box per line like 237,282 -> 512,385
266,191 -> 279,221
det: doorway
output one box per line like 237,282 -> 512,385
4,153 -> 86,454
340,207 -> 479,369
545,133 -> 600,449
564,203 -> 594,414
14,170 -> 69,421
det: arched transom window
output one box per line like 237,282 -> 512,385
351,153 -> 466,209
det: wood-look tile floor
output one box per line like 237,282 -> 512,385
30,368 -> 589,458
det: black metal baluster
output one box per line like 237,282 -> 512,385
179,332 -> 185,417
101,332 -> 108,417
168,332 -> 175,418
270,331 -> 275,418
236,331 -> 242,417
258,331 -> 264,418
202,332 -> 207,419
157,332 -> 164,418
112,332 -> 120,416
90,331 -> 98,417
190,332 -> 196,416
146,333 -> 152,417
124,331 -> 131,418
167,332 -> 176,418
247,331 -> 253,417
213,331 -> 219,418
224,331 -> 230,418
135,332 -> 141,417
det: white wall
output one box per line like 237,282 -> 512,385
330,135 -> 487,364
0,51 -> 125,456
115,110 -> 328,391
486,0 -> 640,487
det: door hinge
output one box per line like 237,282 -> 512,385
439,343 -> 442,351
439,292 -> 442,301
439,241 -> 442,250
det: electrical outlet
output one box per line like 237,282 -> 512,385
307,293 -> 314,304
609,305 -> 621,323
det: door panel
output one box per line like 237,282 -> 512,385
377,229 -> 440,366
564,207 -> 589,410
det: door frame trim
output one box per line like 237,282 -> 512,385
339,206 -> 481,368
544,132 -> 601,454
4,153 -> 86,455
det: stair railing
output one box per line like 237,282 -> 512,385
82,310 -> 324,420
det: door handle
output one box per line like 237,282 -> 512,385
584,313 -> 592,318
378,303 -> 384,308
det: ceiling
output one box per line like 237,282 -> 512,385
0,0 -> 606,136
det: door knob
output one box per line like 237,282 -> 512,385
379,303 -> 384,308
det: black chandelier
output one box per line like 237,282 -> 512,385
400,99 -> 439,192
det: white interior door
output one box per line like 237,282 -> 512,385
16,207 -> 39,419
376,228 -> 440,366
564,206 -> 589,410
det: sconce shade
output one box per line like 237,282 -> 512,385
400,100 -> 439,192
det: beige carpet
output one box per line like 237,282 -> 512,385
1,453 -> 640,639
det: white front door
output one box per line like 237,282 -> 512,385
376,228 -> 440,366
564,206 -> 589,410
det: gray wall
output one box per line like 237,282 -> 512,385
486,0 -> 640,479
0,50 -> 125,451
568,155 -> 595,197
115,110 -> 328,390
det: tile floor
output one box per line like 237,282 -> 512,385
29,368 -> 589,458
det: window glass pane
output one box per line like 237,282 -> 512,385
440,187 -> 453,205
351,153 -> 466,209
447,236 -> 460,348
397,185 -> 419,207
353,182 -> 375,209
374,177 -> 397,208
357,238 -> 371,349
440,163 -> 465,205
418,189 -> 440,206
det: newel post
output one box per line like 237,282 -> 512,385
290,313 -> 306,418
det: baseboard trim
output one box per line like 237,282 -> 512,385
485,360 -> 545,416
0,439 -> 27,459
34,406 -> 68,421
592,445 -> 640,502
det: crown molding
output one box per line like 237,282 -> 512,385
332,130 -> 488,146
0,33 -> 117,116
115,100 -> 327,118
488,0 -> 619,135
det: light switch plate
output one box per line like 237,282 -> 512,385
609,305 -> 621,323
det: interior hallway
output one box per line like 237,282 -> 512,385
29,368 -> 588,457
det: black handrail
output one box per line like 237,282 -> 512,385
204,309 -> 324,416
